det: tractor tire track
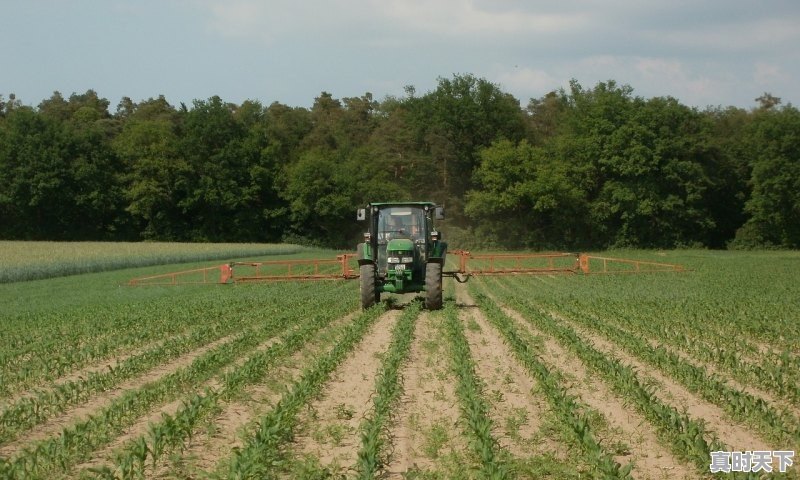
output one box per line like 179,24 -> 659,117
455,283 -> 555,460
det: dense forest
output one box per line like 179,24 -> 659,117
0,75 -> 798,249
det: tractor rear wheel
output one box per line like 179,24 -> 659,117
425,262 -> 443,310
360,264 -> 378,309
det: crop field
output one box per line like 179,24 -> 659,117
0,241 -> 310,283
0,247 -> 798,479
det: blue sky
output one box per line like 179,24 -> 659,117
3,0 -> 799,110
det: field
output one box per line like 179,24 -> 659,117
0,241 -> 310,283
0,246 -> 798,479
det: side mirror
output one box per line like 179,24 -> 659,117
434,206 -> 445,220
356,208 -> 366,221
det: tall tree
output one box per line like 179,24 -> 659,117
735,105 -> 800,247
114,96 -> 187,240
406,74 -> 527,218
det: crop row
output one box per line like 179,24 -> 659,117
442,302 -> 508,478
568,297 -> 800,407
355,302 -> 420,478
0,284 -> 323,397
541,296 -> 800,447
469,286 -> 631,479
502,273 -> 800,447
91,287 -> 359,478
0,283 -> 355,479
477,277 -> 763,479
216,304 -> 387,479
1,321 -> 238,444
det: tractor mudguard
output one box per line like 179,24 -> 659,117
428,241 -> 448,263
356,242 -> 373,265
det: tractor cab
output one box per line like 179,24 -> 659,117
356,202 -> 446,310
376,207 -> 426,275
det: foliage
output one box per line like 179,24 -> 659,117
1,78 -> 798,248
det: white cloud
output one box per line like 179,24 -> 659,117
634,57 -> 714,99
202,0 -> 354,43
647,17 -> 800,53
376,0 -> 588,38
496,67 -> 558,96
201,0 -> 589,45
754,62 -> 788,85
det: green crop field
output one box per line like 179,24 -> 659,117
0,245 -> 798,479
0,241 -> 314,284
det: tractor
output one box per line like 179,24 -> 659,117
356,202 -> 446,310
128,202 -> 687,296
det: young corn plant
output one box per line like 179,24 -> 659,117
218,304 -> 386,479
469,287 -> 632,480
355,301 -> 420,478
442,303 -> 509,479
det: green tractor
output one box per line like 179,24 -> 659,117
356,202 -> 447,310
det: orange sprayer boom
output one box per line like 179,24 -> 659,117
127,251 -> 684,286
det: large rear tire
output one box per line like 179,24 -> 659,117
360,264 -> 378,309
425,262 -> 443,310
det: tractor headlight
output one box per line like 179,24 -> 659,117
401,256 -> 414,263
387,257 -> 400,264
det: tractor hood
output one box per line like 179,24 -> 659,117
387,238 -> 414,252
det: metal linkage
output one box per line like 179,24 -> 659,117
128,264 -> 233,286
127,255 -> 357,286
447,250 -> 580,277
577,254 -> 686,274
231,254 -> 357,282
446,250 -> 686,278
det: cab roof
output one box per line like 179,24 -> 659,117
367,202 -> 437,208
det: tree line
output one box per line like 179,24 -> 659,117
0,75 -> 797,249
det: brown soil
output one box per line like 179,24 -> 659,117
384,311 -> 472,478
500,304 -> 698,480
546,309 -> 778,453
290,310 -> 401,475
0,332 -> 238,459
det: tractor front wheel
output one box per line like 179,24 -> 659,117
360,264 -> 379,309
425,262 -> 443,310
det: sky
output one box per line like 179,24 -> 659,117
2,0 -> 799,111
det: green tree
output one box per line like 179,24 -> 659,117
405,74 -> 527,217
734,105 -> 800,247
466,139 -> 587,248
114,96 -> 188,240
177,96 -> 275,241
0,91 -> 124,240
